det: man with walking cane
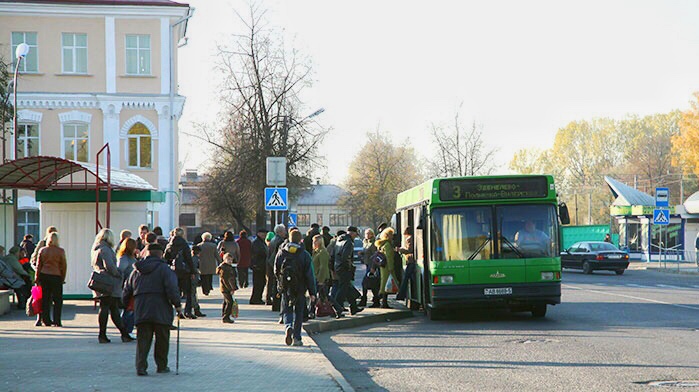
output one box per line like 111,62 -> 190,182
123,243 -> 183,376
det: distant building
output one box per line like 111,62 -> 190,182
294,183 -> 360,234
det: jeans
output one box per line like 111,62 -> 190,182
122,310 -> 135,334
222,291 -> 234,319
99,295 -> 125,337
281,292 -> 306,340
177,275 -> 193,315
191,277 -> 201,313
265,263 -> 277,304
136,322 -> 170,372
39,273 -> 62,325
397,262 -> 416,300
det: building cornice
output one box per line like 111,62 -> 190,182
0,2 -> 189,17
17,92 -> 186,117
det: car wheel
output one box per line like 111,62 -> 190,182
531,304 -> 547,318
615,269 -> 625,275
582,261 -> 593,274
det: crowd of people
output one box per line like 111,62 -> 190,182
0,220 -> 415,375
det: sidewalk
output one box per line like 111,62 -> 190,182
0,286 -> 353,392
629,261 -> 699,275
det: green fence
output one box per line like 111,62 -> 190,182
560,225 -> 617,250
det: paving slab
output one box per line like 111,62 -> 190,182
0,286 -> 353,392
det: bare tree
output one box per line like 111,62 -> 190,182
193,5 -> 327,230
429,110 -> 497,178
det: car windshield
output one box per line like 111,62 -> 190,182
496,204 -> 559,258
589,242 -> 619,252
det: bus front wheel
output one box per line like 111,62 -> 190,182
531,304 -> 547,318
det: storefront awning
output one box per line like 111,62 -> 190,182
0,156 -> 154,191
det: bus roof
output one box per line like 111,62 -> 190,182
395,174 -> 557,211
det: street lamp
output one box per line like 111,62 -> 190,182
11,42 -> 29,245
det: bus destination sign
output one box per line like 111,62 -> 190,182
439,176 -> 549,201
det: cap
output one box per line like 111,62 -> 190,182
347,226 -> 359,234
265,232 -> 275,242
144,243 -> 164,252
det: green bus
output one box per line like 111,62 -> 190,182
393,175 -> 570,320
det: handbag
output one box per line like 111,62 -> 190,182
87,270 -> 114,295
231,298 -> 239,318
315,299 -> 334,317
370,251 -> 387,268
27,284 -> 42,316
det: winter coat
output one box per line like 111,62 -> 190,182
20,239 -> 35,259
197,240 -> 220,275
362,238 -> 377,267
91,241 -> 122,298
251,237 -> 268,271
333,233 -> 354,274
164,235 -> 194,276
3,253 -> 29,278
217,262 -> 238,293
236,236 -> 252,268
117,254 -> 137,287
303,228 -> 319,254
37,245 -> 67,281
217,240 -> 240,262
375,239 -> 395,273
266,235 -> 284,267
274,242 -> 317,297
122,256 -> 181,326
29,238 -> 47,269
0,259 -> 24,289
312,248 -> 330,284
398,235 -> 415,264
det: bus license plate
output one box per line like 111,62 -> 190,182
484,287 -> 512,296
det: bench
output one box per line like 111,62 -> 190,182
0,289 -> 13,315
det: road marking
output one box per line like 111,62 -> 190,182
656,284 -> 684,289
564,284 -> 699,312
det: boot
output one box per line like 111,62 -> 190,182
370,296 -> 381,308
358,295 -> 368,307
98,334 -> 111,343
381,293 -> 392,309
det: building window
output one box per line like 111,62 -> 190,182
329,214 -> 348,226
11,32 -> 38,72
127,123 -> 152,168
62,123 -> 89,162
316,214 -> 323,227
179,213 -> 196,227
125,34 -> 151,75
297,214 -> 310,227
17,123 -> 39,157
17,209 -> 40,243
62,33 -> 88,74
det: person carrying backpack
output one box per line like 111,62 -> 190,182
164,227 -> 195,319
275,230 -> 316,346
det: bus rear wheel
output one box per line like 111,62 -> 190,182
531,304 -> 547,318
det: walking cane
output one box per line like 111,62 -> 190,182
176,315 -> 180,375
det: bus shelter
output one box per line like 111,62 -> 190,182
0,155 -> 163,298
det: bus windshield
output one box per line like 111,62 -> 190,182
431,204 -> 559,261
497,204 -> 559,258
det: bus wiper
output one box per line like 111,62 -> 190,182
468,237 -> 491,260
500,235 -> 524,258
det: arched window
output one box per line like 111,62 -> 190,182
127,123 -> 152,168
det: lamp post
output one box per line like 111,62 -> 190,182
11,42 -> 29,244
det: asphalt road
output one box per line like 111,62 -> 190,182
313,268 -> 699,391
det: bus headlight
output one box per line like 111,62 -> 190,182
439,275 -> 454,284
541,272 -> 554,281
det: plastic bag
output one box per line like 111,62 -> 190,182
28,285 -> 42,316
385,275 -> 398,294
231,298 -> 239,318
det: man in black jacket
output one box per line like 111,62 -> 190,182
164,227 -> 195,318
266,224 -> 287,310
123,243 -> 183,376
250,228 -> 268,305
333,226 -> 363,315
275,230 -> 316,346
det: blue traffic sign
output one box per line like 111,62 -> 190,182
655,187 -> 669,207
265,187 -> 288,211
653,209 -> 669,225
288,213 -> 297,227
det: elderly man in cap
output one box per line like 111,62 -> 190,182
123,243 -> 183,376
333,226 -> 363,315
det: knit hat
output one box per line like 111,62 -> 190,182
265,232 -> 275,242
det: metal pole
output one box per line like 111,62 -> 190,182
11,54 -> 22,245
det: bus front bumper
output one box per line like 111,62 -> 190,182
431,282 -> 561,309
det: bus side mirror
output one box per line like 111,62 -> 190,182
559,203 -> 570,225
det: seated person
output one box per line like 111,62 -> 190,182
514,220 -> 551,255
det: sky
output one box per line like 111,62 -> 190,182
177,0 -> 699,185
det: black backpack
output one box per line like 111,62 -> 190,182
277,247 -> 303,303
172,250 -> 190,276
370,250 -> 387,268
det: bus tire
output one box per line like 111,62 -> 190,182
531,304 -> 547,318
582,261 -> 593,274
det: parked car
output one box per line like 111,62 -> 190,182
353,238 -> 363,262
561,241 -> 630,275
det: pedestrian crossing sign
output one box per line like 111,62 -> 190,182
653,209 -> 669,225
265,187 -> 288,211
288,213 -> 297,227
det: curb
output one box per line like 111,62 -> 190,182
304,306 -> 414,335
309,344 -> 357,392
